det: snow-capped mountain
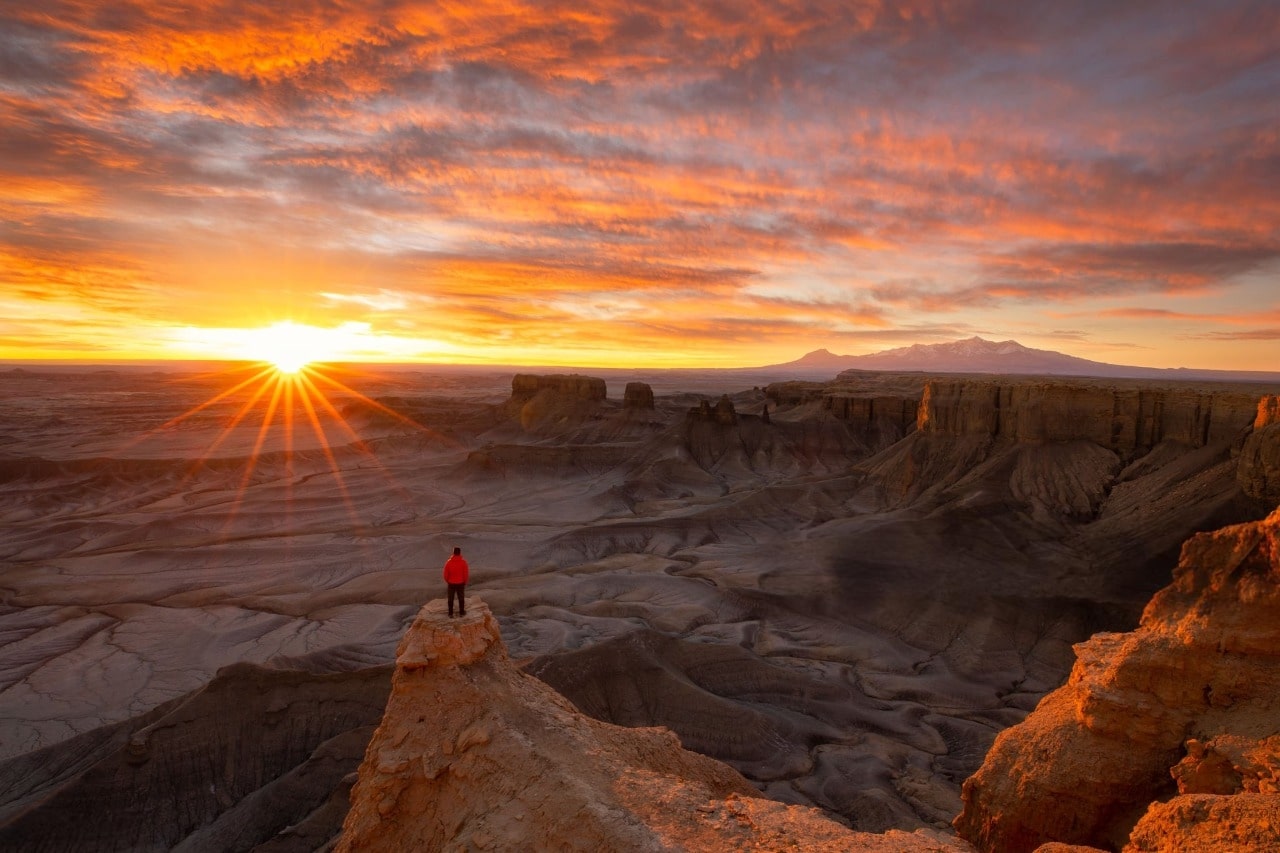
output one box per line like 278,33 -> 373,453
841,336 -> 1112,373
772,336 -> 1278,381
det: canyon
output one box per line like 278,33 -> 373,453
0,365 -> 1276,849
337,501 -> 1280,851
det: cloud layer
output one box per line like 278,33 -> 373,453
2,1 -> 1278,367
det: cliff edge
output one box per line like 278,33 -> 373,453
336,599 -> 973,852
915,380 -> 1259,453
954,506 -> 1280,852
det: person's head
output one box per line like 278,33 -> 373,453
453,546 -> 462,556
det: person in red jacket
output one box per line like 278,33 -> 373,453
443,546 -> 469,617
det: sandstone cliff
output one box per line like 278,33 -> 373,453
954,507 -> 1280,853
856,378 -> 1270,600
336,599 -> 974,852
814,378 -> 1267,526
823,394 -> 918,449
916,380 -> 1259,454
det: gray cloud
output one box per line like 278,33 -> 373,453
1,0 -> 1277,361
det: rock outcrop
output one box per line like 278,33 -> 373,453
1238,396 -> 1280,503
624,381 -> 655,410
506,374 -> 609,433
510,374 -> 608,404
336,599 -> 975,852
688,394 -> 739,425
954,507 -> 1280,853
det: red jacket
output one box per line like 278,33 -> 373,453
443,554 -> 469,584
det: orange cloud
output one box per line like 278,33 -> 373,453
2,1 -> 1278,368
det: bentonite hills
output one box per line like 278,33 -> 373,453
0,367 -> 1278,850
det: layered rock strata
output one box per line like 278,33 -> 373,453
765,380 -> 921,450
336,599 -> 974,852
954,507 -> 1280,852
823,394 -> 918,448
917,381 -> 1259,455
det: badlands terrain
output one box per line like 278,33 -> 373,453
0,360 -> 1277,849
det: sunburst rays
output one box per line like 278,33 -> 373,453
141,361 -> 444,542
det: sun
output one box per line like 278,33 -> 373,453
247,320 -> 335,374
271,352 -> 309,374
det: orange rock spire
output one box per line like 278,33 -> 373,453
336,598 -> 973,852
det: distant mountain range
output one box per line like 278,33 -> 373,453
770,336 -> 1280,383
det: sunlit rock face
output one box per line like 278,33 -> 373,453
1238,396 -> 1280,504
336,598 -> 976,853
954,507 -> 1280,853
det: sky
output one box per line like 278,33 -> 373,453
2,1 -> 1278,369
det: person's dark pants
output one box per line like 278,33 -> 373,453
447,583 -> 466,617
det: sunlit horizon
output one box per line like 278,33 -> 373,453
3,321 -> 1278,374
1,317 -> 822,370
